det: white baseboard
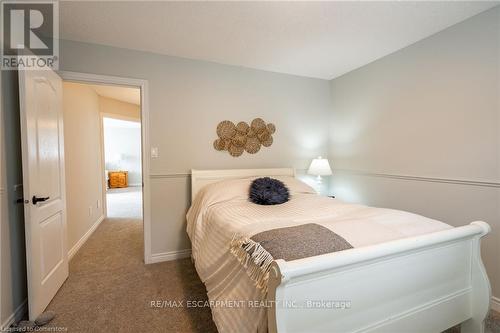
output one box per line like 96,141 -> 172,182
491,296 -> 500,313
149,249 -> 191,264
68,215 -> 105,261
1,299 -> 27,330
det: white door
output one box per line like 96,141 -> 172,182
19,67 -> 68,320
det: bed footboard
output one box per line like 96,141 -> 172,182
267,222 -> 491,333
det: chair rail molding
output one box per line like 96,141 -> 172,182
149,168 -> 309,180
334,169 -> 500,189
150,173 -> 190,179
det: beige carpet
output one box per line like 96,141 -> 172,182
45,218 -> 217,332
44,217 -> 500,333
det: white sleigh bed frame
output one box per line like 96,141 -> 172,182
191,168 -> 491,333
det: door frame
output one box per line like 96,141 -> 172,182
58,71 -> 152,264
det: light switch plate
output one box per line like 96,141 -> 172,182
151,147 -> 159,158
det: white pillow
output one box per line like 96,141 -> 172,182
272,176 -> 316,195
192,175 -> 316,207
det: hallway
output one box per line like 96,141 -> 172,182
44,218 -> 217,332
106,186 -> 143,219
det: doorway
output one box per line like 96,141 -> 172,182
19,68 -> 151,320
58,72 -> 151,265
102,116 -> 143,219
62,81 -> 144,258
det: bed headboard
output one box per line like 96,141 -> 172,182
190,168 -> 295,201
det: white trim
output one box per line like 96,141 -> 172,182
58,71 -> 152,265
1,299 -> 27,330
141,80 -> 152,264
68,215 -> 105,261
0,55 -> 2,328
491,296 -> 500,313
99,110 -> 108,217
149,249 -> 192,264
57,71 -> 146,89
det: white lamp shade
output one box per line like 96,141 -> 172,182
307,157 -> 332,176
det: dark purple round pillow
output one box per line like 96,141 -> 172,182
249,177 -> 290,205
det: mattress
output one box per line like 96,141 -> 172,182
186,177 -> 451,333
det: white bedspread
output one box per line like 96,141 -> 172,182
186,177 -> 451,333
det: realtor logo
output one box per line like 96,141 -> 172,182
1,1 -> 59,70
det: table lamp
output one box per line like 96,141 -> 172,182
307,156 -> 332,184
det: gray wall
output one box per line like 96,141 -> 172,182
329,7 -> 500,298
1,6 -> 498,324
58,40 -> 332,255
1,70 -> 27,326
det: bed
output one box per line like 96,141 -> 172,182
187,168 -> 491,333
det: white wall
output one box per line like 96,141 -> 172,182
103,118 -> 142,186
59,41 -> 332,256
99,94 -> 142,187
329,7 -> 500,298
63,82 -> 105,253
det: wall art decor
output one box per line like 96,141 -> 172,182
213,118 -> 276,157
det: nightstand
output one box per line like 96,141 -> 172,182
108,170 -> 128,188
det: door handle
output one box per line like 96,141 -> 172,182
32,195 -> 50,204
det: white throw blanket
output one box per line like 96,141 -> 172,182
186,177 -> 451,333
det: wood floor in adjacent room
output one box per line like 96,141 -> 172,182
45,218 -> 218,332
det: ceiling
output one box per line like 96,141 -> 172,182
89,84 -> 140,105
60,1 -> 499,80
103,117 -> 140,129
